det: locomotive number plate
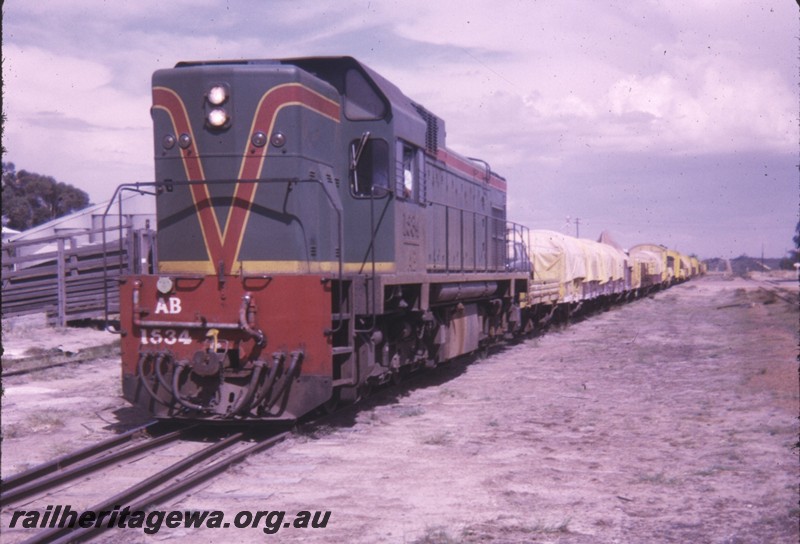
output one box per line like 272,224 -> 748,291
140,328 -> 192,345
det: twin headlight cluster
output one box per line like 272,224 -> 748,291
161,84 -> 286,151
161,85 -> 229,151
206,85 -> 230,128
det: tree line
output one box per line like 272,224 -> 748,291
1,162 -> 91,231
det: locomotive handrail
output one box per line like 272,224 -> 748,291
353,185 -> 393,333
466,156 -> 492,183
102,182 -> 161,335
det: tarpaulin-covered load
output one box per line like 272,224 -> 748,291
595,231 -> 627,284
678,254 -> 692,280
630,248 -> 664,273
576,238 -> 627,299
628,248 -> 661,288
665,249 -> 681,282
690,256 -> 700,276
530,230 -> 587,284
629,244 -> 668,286
529,230 -> 585,303
584,239 -> 626,284
530,230 -> 628,303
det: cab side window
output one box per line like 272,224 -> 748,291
398,141 -> 420,202
403,145 -> 415,198
350,138 -> 389,197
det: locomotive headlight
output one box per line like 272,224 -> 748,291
207,108 -> 229,128
207,85 -> 228,105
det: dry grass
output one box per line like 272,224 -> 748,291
420,430 -> 452,446
413,526 -> 460,544
28,412 -> 66,432
396,405 -> 426,418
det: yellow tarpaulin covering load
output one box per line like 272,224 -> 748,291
690,256 -> 700,276
530,230 -> 628,302
629,244 -> 667,284
631,249 -> 664,275
579,238 -> 626,284
679,254 -> 692,279
530,230 -> 587,284
595,230 -> 627,284
665,249 -> 681,281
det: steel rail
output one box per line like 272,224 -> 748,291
2,354 -> 113,378
756,284 -> 797,304
744,276 -> 797,305
1,421 -> 159,491
1,424 -> 194,505
23,430 -> 289,544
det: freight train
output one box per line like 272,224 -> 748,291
116,56 -> 700,422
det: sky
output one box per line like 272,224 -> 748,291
2,0 -> 798,258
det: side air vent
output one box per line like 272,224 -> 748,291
412,103 -> 443,155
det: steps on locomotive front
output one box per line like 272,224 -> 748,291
330,324 -> 357,388
329,280 -> 357,389
330,312 -> 354,356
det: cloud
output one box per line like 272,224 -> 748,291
603,60 -> 795,155
2,0 -> 795,258
372,1 -> 797,161
3,44 -> 152,199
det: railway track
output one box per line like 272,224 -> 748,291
745,275 -> 798,305
1,343 -> 120,377
1,422 -> 290,543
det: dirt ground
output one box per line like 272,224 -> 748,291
1,273 -> 797,543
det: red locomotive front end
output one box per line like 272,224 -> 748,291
120,274 -> 333,420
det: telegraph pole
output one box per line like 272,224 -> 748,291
564,216 -> 582,237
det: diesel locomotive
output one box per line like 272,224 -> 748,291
117,56 -> 700,422
119,56 -> 532,421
